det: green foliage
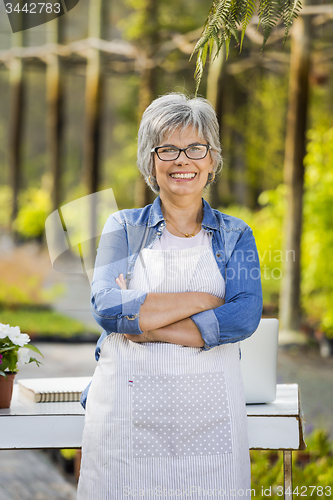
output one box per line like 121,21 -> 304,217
0,342 -> 18,374
192,0 -> 302,92
60,449 -> 77,460
224,72 -> 287,205
244,73 -> 287,194
223,125 -> 333,335
13,187 -> 51,239
250,429 -> 333,499
309,79 -> 333,133
302,127 -> 333,338
0,280 -> 40,307
0,307 -> 99,339
118,0 -> 210,41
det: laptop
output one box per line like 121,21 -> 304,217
239,318 -> 279,404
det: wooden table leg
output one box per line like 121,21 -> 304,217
283,450 -> 293,500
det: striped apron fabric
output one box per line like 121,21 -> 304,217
77,245 -> 251,499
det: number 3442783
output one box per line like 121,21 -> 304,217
5,3 -> 61,14
277,486 -> 332,496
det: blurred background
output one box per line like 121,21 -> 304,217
0,0 -> 333,498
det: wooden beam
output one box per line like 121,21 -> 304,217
135,0 -> 160,208
83,2 -> 109,197
9,30 -> 27,231
82,0 -> 109,266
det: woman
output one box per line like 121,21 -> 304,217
77,93 -> 262,499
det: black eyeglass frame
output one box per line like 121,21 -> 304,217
151,144 -> 212,161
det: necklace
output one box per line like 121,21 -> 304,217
165,218 -> 202,238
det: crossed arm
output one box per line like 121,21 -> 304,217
115,274 -> 224,347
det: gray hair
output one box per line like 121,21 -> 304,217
137,93 -> 223,194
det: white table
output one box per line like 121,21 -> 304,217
246,384 -> 306,500
0,383 -> 305,499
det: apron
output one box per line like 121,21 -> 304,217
77,244 -> 251,499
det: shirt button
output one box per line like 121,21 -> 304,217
157,231 -> 161,236
216,253 -> 221,257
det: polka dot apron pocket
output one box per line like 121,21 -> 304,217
130,372 -> 232,458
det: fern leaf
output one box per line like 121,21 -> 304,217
230,0 -> 244,29
258,0 -> 281,50
225,37 -> 230,60
281,0 -> 303,44
208,37 -> 214,59
194,43 -> 209,95
192,0 -> 303,92
240,0 -> 256,51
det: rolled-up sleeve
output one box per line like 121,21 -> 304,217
90,215 -> 147,334
191,309 -> 220,348
191,226 -> 263,349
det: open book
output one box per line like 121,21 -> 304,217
18,377 -> 92,403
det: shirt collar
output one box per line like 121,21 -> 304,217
147,195 -> 165,227
148,195 -> 219,230
201,197 -> 219,230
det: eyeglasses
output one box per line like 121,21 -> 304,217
151,144 -> 211,161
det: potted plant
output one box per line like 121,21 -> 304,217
0,322 -> 43,408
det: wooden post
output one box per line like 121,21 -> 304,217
83,0 -> 108,197
83,0 -> 109,266
46,16 -> 65,212
279,9 -> 311,332
134,0 -> 159,208
283,450 -> 293,500
9,30 -> 26,230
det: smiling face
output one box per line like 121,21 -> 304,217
152,127 -> 214,202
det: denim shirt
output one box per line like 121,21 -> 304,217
80,195 -> 262,408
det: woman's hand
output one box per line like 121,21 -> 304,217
116,273 -> 158,343
115,273 -> 127,290
124,331 -> 157,343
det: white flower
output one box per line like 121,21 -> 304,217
0,323 -> 12,340
7,326 -> 31,347
18,348 -> 32,365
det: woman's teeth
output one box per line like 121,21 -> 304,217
170,173 -> 196,179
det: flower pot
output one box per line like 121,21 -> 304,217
0,372 -> 16,408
